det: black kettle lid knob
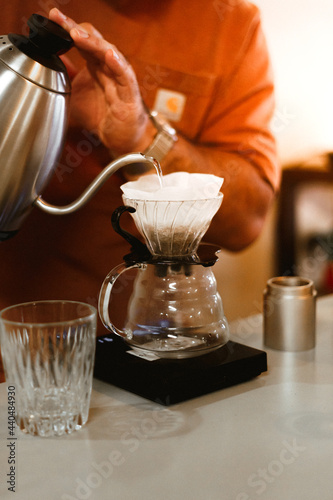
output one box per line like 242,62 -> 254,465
8,13 -> 73,68
27,14 -> 73,56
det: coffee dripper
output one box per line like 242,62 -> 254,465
99,191 -> 230,359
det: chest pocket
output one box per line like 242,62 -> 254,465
132,60 -> 218,141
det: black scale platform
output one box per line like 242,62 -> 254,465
94,335 -> 267,406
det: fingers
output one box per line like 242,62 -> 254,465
49,8 -> 113,56
49,7 -> 139,101
49,8 -> 77,32
49,8 -> 128,80
49,8 -> 107,57
49,8 -> 102,38
73,31 -> 134,94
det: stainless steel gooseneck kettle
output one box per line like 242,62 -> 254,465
0,14 -> 156,241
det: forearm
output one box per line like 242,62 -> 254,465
160,135 -> 276,252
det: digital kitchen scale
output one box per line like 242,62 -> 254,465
93,335 -> 267,405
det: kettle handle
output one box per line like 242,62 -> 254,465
34,153 -> 158,215
98,262 -> 147,339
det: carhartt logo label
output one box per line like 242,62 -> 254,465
153,89 -> 186,122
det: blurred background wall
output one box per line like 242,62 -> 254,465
216,0 -> 333,321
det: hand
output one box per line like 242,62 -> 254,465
48,8 -> 155,156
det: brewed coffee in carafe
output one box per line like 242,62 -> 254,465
99,172 -> 229,359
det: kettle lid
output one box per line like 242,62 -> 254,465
0,14 -> 73,93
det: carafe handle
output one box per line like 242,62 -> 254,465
98,262 -> 147,339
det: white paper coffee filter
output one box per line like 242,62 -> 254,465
120,172 -> 224,256
121,172 -> 224,200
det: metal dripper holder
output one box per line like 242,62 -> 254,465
98,173 -> 229,359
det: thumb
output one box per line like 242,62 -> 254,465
59,54 -> 79,80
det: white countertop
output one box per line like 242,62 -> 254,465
0,295 -> 332,500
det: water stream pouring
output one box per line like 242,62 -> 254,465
0,14 -> 158,241
99,173 -> 230,359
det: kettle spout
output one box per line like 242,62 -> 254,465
34,153 -> 159,215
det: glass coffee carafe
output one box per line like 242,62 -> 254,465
99,193 -> 229,359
